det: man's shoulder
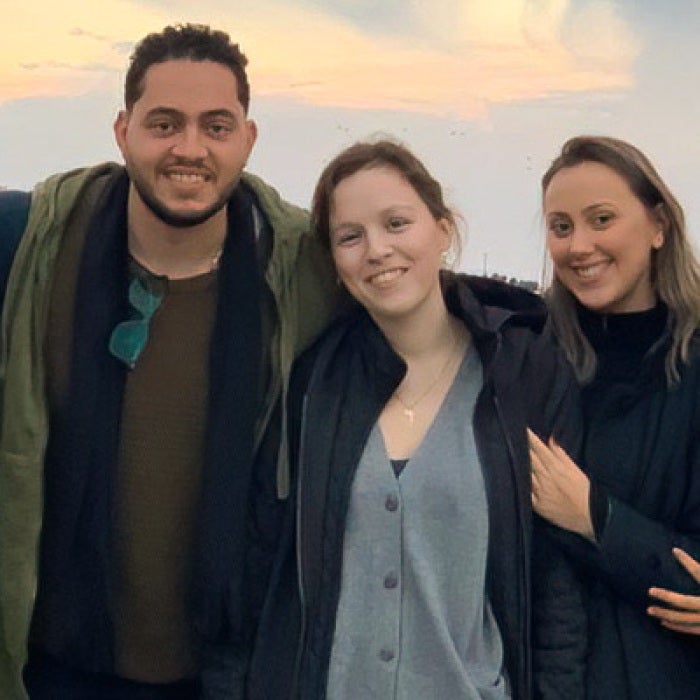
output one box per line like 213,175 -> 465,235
0,164 -> 122,296
241,172 -> 310,235
32,162 -> 123,203
26,162 -> 124,238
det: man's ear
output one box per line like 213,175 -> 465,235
114,110 -> 130,156
245,118 -> 258,157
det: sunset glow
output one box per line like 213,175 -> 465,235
1,0 -> 639,118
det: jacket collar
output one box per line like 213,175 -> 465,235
331,271 -> 547,386
442,271 -> 547,338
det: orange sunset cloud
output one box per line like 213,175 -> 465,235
0,0 -> 640,120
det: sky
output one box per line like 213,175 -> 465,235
1,0 -> 699,280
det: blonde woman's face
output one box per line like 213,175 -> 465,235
545,161 -> 664,314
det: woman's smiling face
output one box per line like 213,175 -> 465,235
545,160 -> 664,314
329,165 -> 451,325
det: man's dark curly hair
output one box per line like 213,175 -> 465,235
124,23 -> 250,112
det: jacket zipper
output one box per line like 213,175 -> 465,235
291,393 -> 310,697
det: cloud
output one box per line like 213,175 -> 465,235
20,61 -> 119,73
0,0 -> 641,120
293,0 -> 415,36
69,27 -> 112,43
564,1 -> 641,68
69,27 -> 135,55
0,0 -> 163,102
113,41 -> 136,56
240,0 -> 641,119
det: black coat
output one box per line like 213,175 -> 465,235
0,189 -> 30,307
248,274 -> 587,699
552,312 -> 700,699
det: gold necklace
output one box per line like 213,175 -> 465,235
209,247 -> 224,271
393,329 -> 462,424
130,246 -> 223,276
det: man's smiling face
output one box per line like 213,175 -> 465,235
114,59 -> 257,228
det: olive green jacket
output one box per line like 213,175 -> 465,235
0,163 -> 339,699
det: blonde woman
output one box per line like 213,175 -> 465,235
530,135 -> 700,699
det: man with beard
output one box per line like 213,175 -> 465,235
0,23 -> 339,700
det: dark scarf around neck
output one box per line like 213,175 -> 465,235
38,170 -> 262,670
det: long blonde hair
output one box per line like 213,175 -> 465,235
542,136 -> 700,384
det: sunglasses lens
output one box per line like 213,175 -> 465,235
109,319 -> 150,368
129,276 -> 163,316
109,276 -> 165,368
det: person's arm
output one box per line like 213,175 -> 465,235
528,340 -> 587,700
532,519 -> 587,700
199,642 -> 249,700
0,190 -> 30,308
529,434 -> 700,608
529,431 -> 594,539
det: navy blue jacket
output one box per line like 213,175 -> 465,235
249,273 -> 587,700
552,309 -> 700,699
0,190 -> 30,304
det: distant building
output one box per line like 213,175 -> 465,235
487,272 -> 542,294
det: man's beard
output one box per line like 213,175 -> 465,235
129,168 -> 240,228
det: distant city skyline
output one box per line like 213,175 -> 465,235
2,1 -> 699,279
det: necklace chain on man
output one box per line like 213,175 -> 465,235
393,329 -> 462,424
130,245 -> 224,275
210,247 -> 224,271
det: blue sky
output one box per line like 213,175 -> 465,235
1,0 -> 699,279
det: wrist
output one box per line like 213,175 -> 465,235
575,482 -> 595,540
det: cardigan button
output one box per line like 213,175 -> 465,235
379,648 -> 395,662
385,494 -> 399,512
384,572 -> 398,589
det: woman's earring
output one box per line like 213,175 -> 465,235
441,249 -> 455,268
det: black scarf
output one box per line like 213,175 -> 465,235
37,169 -> 262,670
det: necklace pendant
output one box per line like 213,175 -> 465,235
403,407 -> 415,424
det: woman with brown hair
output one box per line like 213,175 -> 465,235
249,139 -> 585,699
